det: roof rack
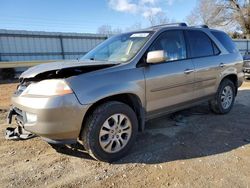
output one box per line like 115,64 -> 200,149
150,23 -> 188,28
191,25 -> 209,28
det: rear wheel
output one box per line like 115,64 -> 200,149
81,101 -> 138,162
209,79 -> 236,114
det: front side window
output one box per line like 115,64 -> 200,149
149,30 -> 187,62
81,32 -> 153,62
186,30 -> 214,58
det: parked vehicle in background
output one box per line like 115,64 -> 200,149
243,52 -> 250,79
7,23 -> 244,162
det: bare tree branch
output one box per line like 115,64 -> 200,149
146,12 -> 170,26
97,25 -> 122,35
186,0 -> 250,38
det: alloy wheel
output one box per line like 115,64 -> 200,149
99,114 -> 132,153
221,85 -> 233,109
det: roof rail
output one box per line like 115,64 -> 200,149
191,25 -> 209,28
150,23 -> 188,28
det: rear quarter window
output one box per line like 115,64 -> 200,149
211,31 -> 238,53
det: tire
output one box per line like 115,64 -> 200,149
81,101 -> 138,162
209,79 -> 236,114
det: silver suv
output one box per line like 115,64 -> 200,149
8,23 -> 244,162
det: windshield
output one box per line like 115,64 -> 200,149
81,32 -> 153,62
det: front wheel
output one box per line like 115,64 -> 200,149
209,79 -> 236,114
81,101 -> 138,162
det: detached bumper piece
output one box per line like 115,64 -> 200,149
7,107 -> 23,125
6,107 -> 35,140
5,126 -> 36,140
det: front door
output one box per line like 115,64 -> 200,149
144,30 -> 195,117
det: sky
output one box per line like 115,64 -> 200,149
0,0 -> 197,33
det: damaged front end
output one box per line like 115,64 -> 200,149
6,60 -> 119,142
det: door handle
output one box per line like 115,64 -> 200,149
184,69 -> 194,74
219,63 -> 224,68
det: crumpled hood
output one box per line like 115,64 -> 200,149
20,60 -> 119,79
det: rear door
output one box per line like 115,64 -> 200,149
185,30 -> 222,99
144,30 -> 195,117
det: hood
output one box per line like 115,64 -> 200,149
20,60 -> 119,79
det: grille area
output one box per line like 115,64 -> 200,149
14,84 -> 27,96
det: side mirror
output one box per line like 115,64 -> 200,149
146,50 -> 166,64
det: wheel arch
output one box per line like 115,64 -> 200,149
80,93 -> 145,138
220,74 -> 238,95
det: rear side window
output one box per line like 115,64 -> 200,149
211,31 -> 238,53
186,30 -> 215,58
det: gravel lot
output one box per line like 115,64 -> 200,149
0,81 -> 250,188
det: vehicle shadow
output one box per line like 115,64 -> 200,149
51,89 -> 250,164
50,142 -> 95,161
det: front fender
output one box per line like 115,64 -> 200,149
66,67 -> 146,107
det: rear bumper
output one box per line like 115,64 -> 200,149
9,93 -> 90,141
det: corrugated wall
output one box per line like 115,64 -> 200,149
0,29 -> 107,62
0,29 -> 250,62
234,39 -> 250,55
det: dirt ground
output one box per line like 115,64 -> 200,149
0,81 -> 250,188
0,82 -> 18,109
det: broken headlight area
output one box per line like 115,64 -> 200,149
14,82 -> 30,96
